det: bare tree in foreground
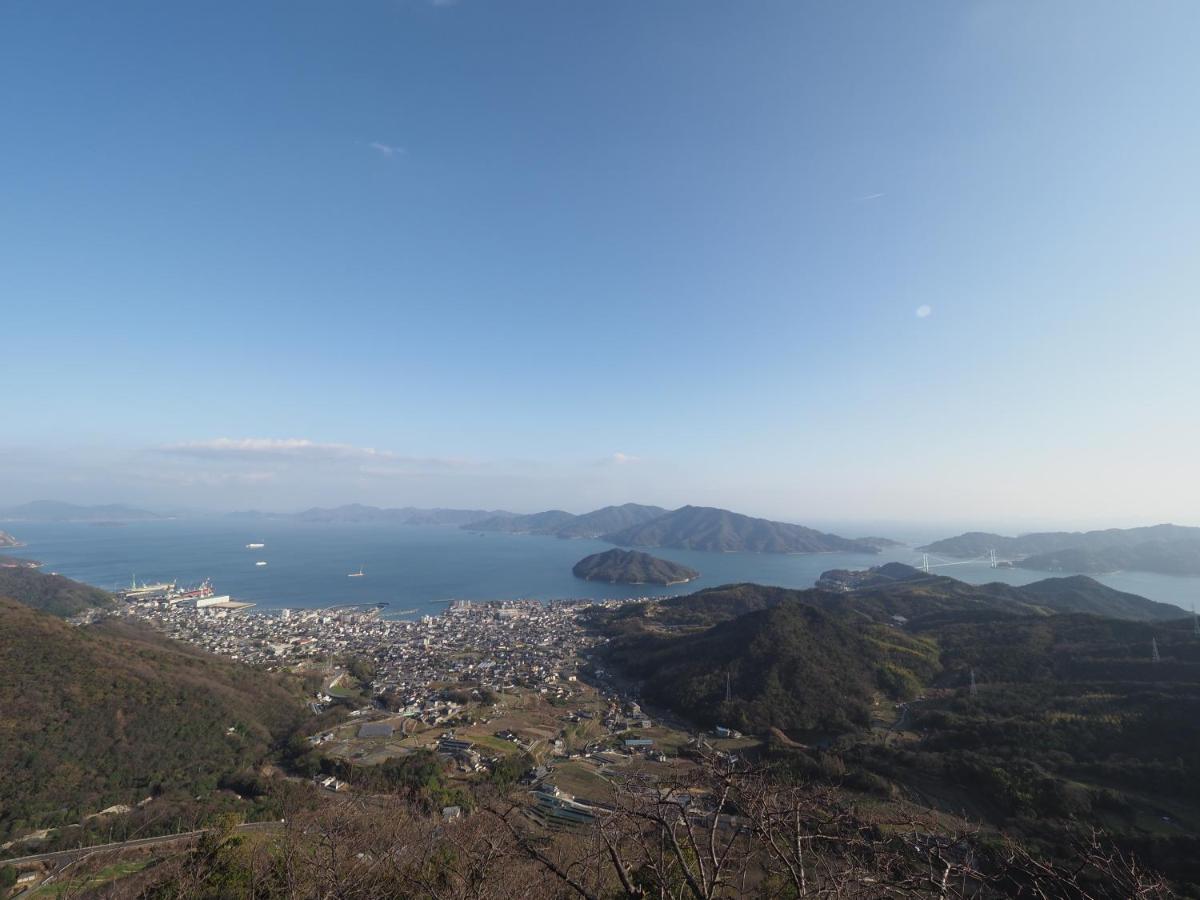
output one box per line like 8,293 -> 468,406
490,753 -> 1174,900
89,755 -> 1173,899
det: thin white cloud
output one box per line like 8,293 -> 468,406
160,437 -> 471,470
856,192 -> 885,202
915,304 -> 933,318
368,141 -> 404,158
162,437 -> 398,462
599,452 -> 639,466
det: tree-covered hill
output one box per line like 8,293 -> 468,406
0,598 -> 305,844
602,505 -> 880,553
1016,539 -> 1200,577
468,508 -> 579,534
591,568 -> 1192,739
0,565 -> 115,616
469,503 -> 669,538
590,566 -> 1180,639
1014,573 -> 1185,619
572,548 -> 698,585
920,524 -> 1200,577
601,598 -> 940,734
554,504 -> 670,538
590,568 -> 1200,887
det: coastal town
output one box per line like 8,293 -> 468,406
109,583 -> 749,811
121,591 -> 606,701
102,583 -> 768,831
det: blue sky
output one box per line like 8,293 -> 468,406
2,1 -> 1198,526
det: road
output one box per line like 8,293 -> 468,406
3,821 -> 283,868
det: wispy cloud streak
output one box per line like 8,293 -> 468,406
368,141 -> 404,158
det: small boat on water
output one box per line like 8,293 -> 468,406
348,567 -> 365,578
255,561 -> 268,567
246,542 -> 265,549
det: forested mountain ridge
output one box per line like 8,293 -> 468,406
590,564 -> 1182,639
921,523 -> 1200,555
602,505 -> 880,553
592,569 -> 1187,738
921,524 -> 1200,576
600,599 -> 939,734
1016,538 -> 1200,576
0,565 -> 115,617
468,503 -> 669,538
588,567 -> 1200,888
283,504 -> 513,525
0,598 -> 305,844
468,509 -> 579,534
0,501 -> 161,522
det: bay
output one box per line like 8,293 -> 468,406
2,519 -> 1196,617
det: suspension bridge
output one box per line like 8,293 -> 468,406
918,549 -> 1012,572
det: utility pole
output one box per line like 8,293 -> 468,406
725,671 -> 732,703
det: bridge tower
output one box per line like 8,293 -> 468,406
989,549 -> 998,568
921,553 -> 930,573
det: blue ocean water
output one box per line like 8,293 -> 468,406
2,519 -> 1196,617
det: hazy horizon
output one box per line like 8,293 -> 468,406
0,493 -> 1194,539
4,1 -> 1198,527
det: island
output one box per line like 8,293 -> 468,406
919,524 -> 1200,577
572,549 -> 699,586
602,505 -> 881,554
0,530 -> 24,549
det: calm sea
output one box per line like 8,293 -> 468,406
2,519 -> 1196,617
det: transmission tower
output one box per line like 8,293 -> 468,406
1151,638 -> 1161,664
969,668 -> 978,698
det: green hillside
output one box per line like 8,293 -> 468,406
592,569 -> 1200,888
591,566 -> 1179,638
0,598 -> 304,844
592,568 -> 1191,739
0,566 -> 115,617
601,599 -> 940,734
